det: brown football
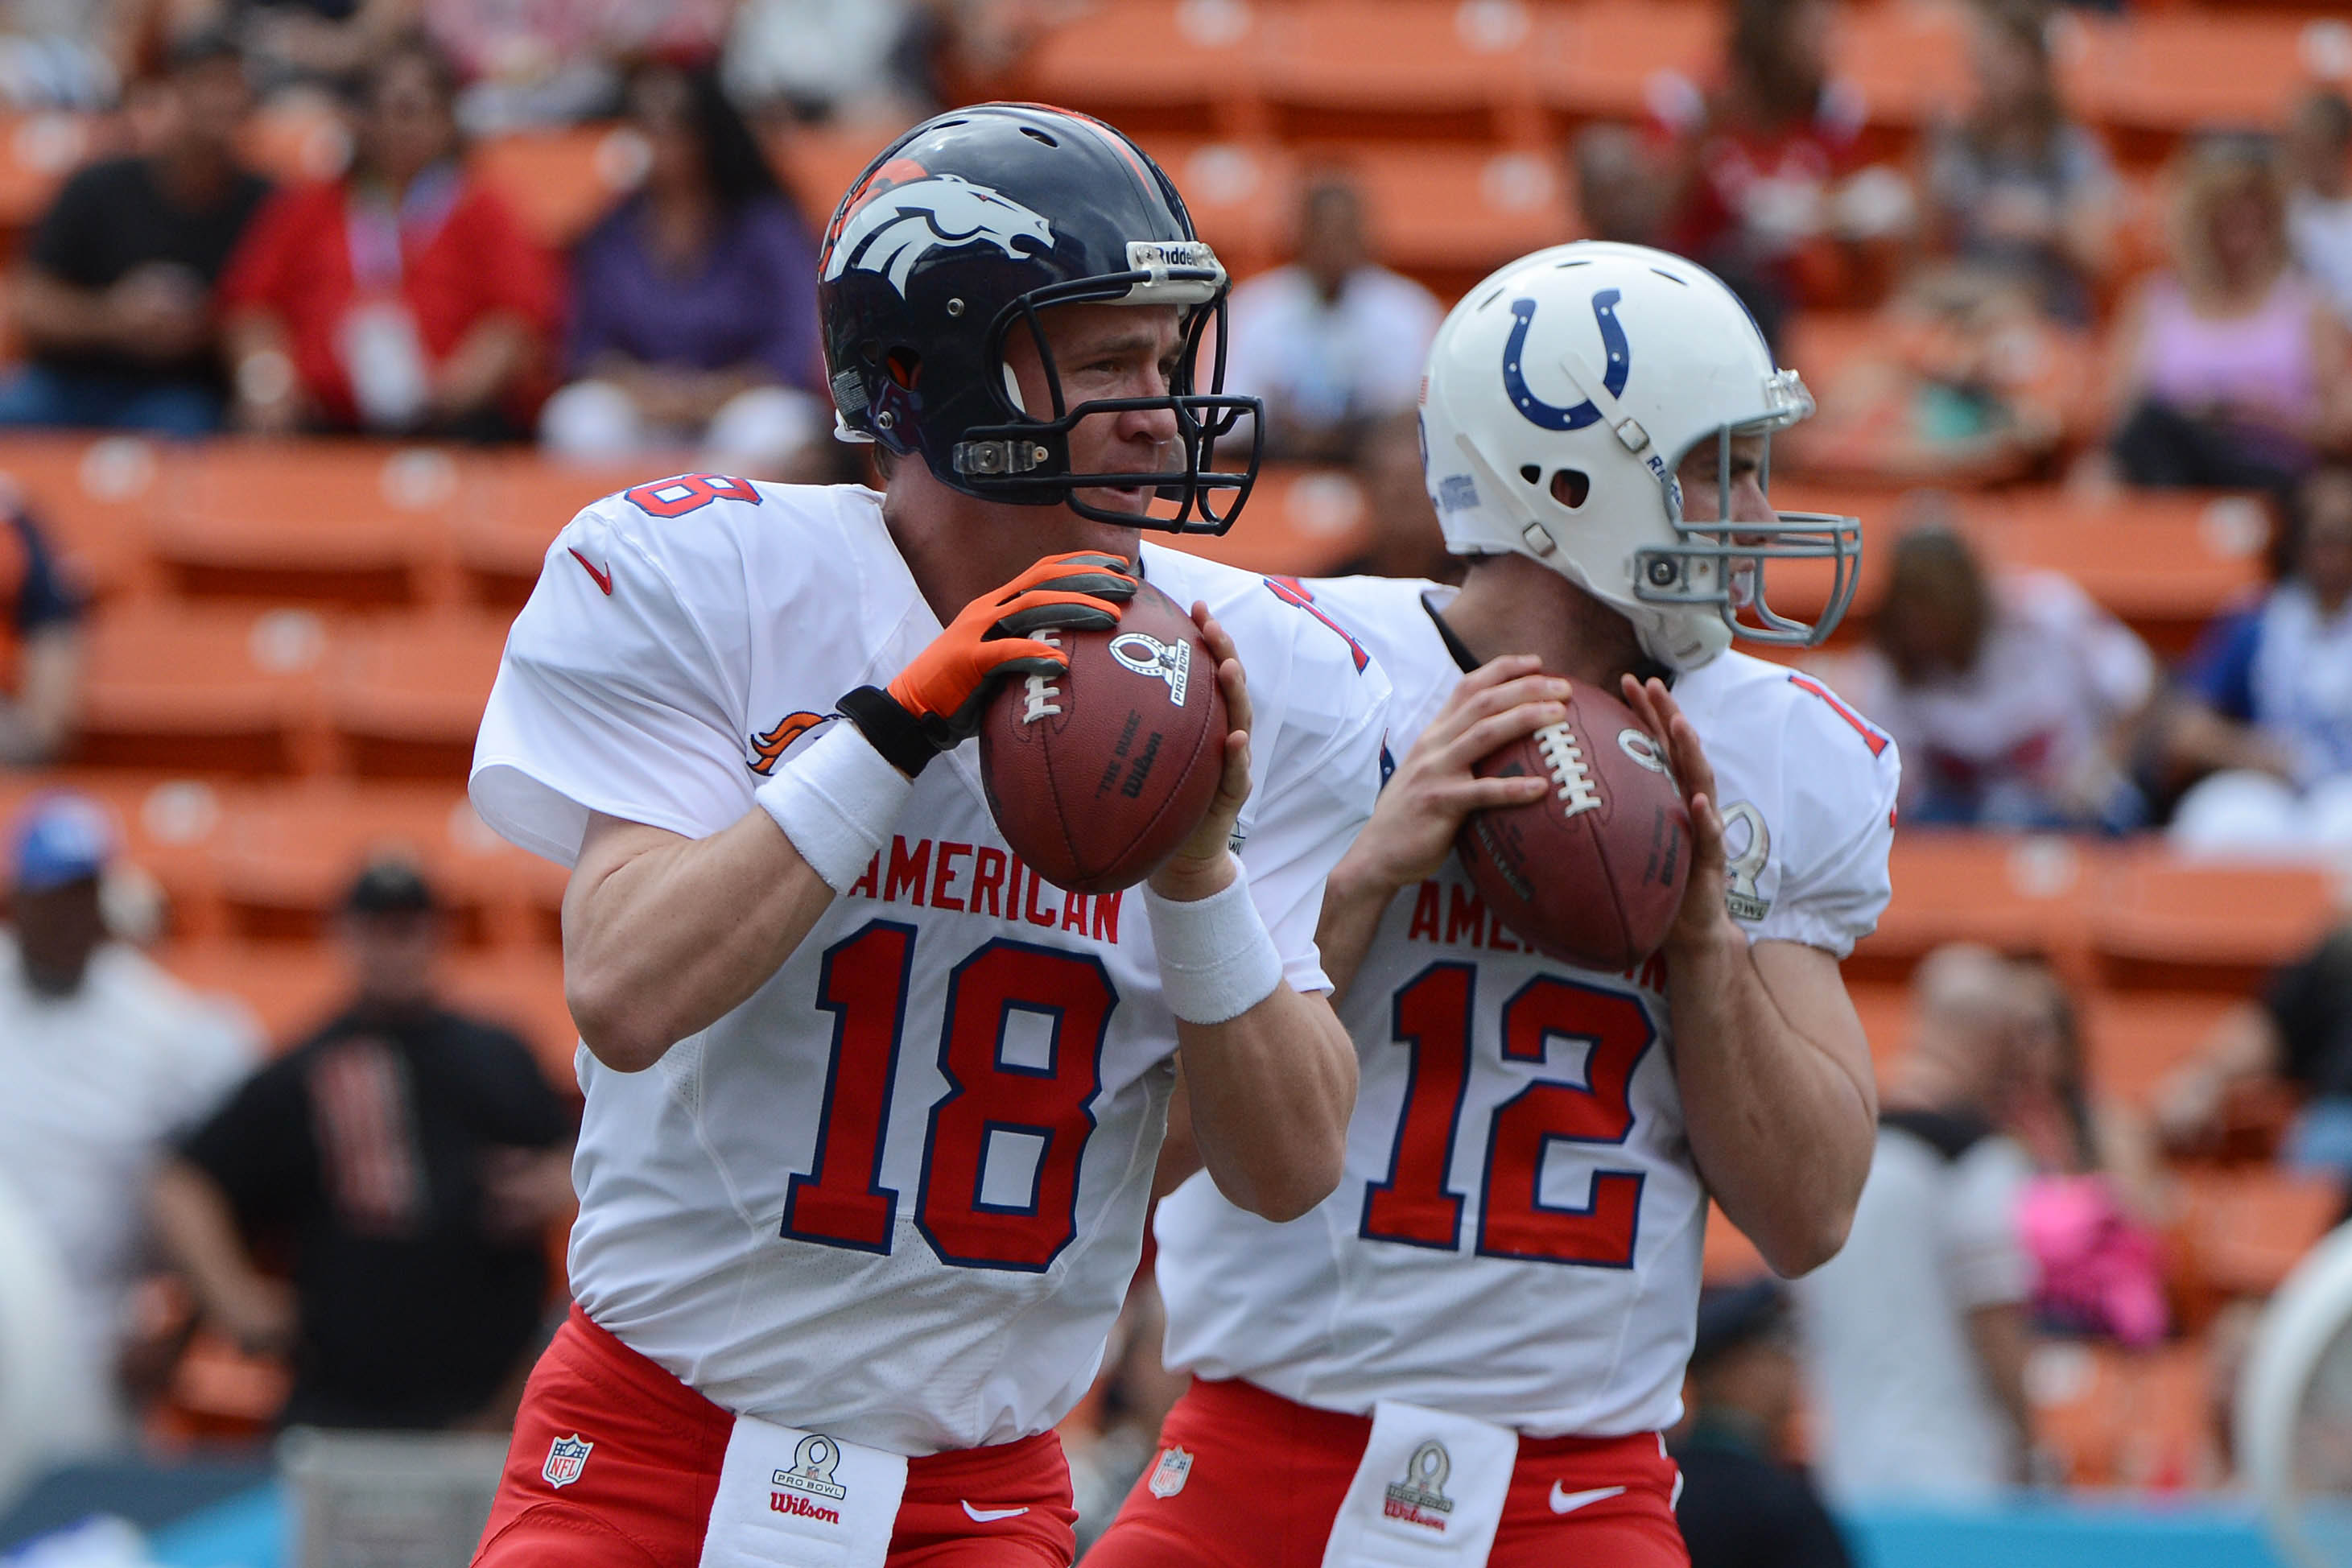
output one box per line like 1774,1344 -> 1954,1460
979,580 -> 1228,895
1455,680 -> 1690,971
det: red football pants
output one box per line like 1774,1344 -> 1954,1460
1085,1378 -> 1687,1568
472,1306 -> 1079,1566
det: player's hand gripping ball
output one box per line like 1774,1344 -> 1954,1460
1455,679 -> 1690,971
980,580 -> 1228,894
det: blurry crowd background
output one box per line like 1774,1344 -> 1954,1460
2,0 -> 2352,1562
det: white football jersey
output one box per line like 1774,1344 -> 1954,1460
470,477 -> 1389,1455
1154,576 -> 1899,1438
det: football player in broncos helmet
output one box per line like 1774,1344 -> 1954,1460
468,104 -> 1389,1567
1091,242 -> 1898,1568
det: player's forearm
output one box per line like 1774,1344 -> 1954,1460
1669,926 -> 1875,1277
1313,854 -> 1399,1008
563,810 -> 838,1071
1176,987 -> 1356,1222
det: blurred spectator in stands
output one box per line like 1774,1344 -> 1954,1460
1778,266 -> 2069,485
1793,943 -> 2036,1504
152,859 -> 572,1430
0,493 -> 81,765
1571,122 -> 1669,247
1223,176 -> 1441,463
540,60 -> 826,481
195,0 -> 412,93
1324,411 -> 1459,584
2288,89 -> 2352,328
1842,514 -> 2154,831
723,0 -> 938,128
1673,1279 -> 1852,1568
2159,918 -> 2352,1186
2101,137 -> 2352,496
2003,963 -> 2170,1347
1652,0 -> 1912,346
0,0 -> 150,109
219,35 -> 561,440
0,33 -> 267,437
0,795 -> 258,1456
431,0 -> 729,136
1922,0 -> 2116,328
2160,464 -> 2352,854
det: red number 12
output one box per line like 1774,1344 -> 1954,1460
1360,963 -> 1654,1268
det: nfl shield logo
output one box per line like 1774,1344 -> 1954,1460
1147,1446 -> 1193,1499
543,1434 -> 593,1488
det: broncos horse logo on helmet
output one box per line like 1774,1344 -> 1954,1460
823,174 -> 1056,297
817,103 -> 1264,532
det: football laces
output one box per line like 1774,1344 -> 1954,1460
1536,721 -> 1603,818
1021,629 -> 1065,724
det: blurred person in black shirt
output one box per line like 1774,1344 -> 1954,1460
151,858 -> 575,1430
1673,1280 -> 1853,1568
0,31 -> 270,435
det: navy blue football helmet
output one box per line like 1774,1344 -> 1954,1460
816,102 -> 1261,532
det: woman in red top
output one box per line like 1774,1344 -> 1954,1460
220,36 -> 562,439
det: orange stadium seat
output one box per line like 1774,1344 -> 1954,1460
1129,138 -> 1295,279
2175,1168 -> 2342,1301
75,604 -> 332,776
771,123 -> 897,221
1828,3 -> 1972,133
327,611 -> 511,779
2028,1339 -> 2222,1490
2070,12 -> 2341,144
2090,852 -> 2342,993
145,441 -> 462,609
450,455 -> 644,610
2080,990 -> 2241,1112
211,780 -> 497,944
1537,1 -> 1719,122
468,125 -> 642,249
1343,145 -> 1577,298
1007,0 -> 1267,138
1964,491 -> 2269,662
158,939 -> 348,1048
1846,831 -> 2098,987
1259,0 -> 1544,144
0,434 -> 169,602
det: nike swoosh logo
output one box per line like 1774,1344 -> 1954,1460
567,547 -> 613,595
1548,1482 -> 1626,1515
962,1501 -> 1030,1522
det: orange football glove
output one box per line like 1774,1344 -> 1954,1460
838,551 -> 1137,775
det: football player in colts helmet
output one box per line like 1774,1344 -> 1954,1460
1091,242 -> 1897,1568
1421,239 -> 1859,669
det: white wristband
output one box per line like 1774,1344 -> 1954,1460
1145,862 -> 1285,1025
754,720 -> 912,893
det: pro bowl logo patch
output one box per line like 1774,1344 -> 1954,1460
772,1433 -> 850,1501
1108,630 -> 1190,706
1383,1440 -> 1455,1533
542,1433 -> 592,1488
823,173 -> 1055,296
1147,1445 -> 1193,1499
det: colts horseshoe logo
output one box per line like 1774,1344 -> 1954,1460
1502,288 -> 1630,431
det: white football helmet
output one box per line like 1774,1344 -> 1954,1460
1419,241 -> 1859,669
